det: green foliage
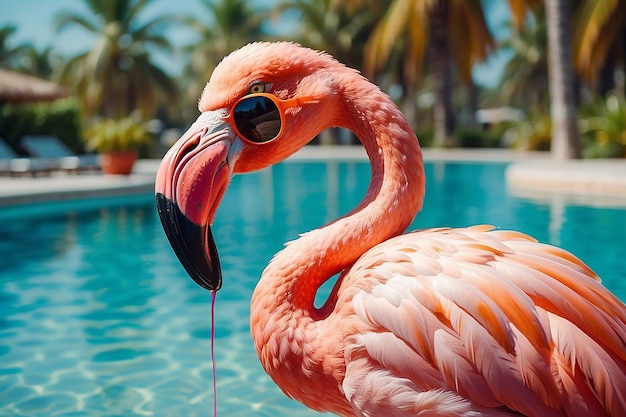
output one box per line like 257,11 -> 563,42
497,11 -> 549,113
3,1 -> 624,159
414,128 -> 434,148
454,127 -> 503,148
274,0 -> 377,70
581,136 -> 624,158
55,0 -> 179,119
579,94 -> 626,158
505,114 -> 552,151
0,99 -> 82,152
82,114 -> 153,153
418,127 -> 503,149
501,94 -> 626,157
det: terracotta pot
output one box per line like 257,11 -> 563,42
101,152 -> 137,175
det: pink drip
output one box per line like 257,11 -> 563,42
211,290 -> 218,416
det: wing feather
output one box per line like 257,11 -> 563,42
549,312 -> 626,416
493,256 -> 626,361
552,348 -> 612,417
431,330 -> 501,407
354,276 -> 450,370
436,289 -> 560,416
343,226 -> 626,415
504,245 -> 625,320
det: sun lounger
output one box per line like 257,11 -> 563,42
20,135 -> 100,173
0,138 -> 53,176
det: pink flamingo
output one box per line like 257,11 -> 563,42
155,42 -> 626,416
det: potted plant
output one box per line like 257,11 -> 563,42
83,115 -> 152,175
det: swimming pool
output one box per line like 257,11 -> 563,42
1,161 -> 625,416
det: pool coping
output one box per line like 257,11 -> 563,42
0,166 -> 156,207
1,146 -> 625,207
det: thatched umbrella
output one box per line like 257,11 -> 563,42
0,69 -> 69,104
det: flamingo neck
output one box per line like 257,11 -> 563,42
249,75 -> 424,411
255,81 -> 425,313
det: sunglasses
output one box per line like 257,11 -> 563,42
224,93 -> 316,144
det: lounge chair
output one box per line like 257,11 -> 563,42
0,138 -> 53,176
20,135 -> 101,173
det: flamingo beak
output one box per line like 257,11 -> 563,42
155,111 -> 239,292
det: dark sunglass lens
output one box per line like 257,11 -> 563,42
233,96 -> 281,143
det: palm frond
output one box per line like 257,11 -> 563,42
449,0 -> 494,83
364,0 -> 416,75
55,12 -> 100,34
573,0 -> 624,82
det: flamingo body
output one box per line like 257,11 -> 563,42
155,42 -> 626,416
252,225 -> 626,417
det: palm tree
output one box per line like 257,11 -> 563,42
20,46 -> 62,79
498,11 -> 549,113
363,0 -> 495,147
274,0 -> 379,70
545,0 -> 580,159
274,0 -> 381,145
181,0 -> 268,117
0,25 -> 65,80
55,0 -> 179,119
572,0 -> 626,95
0,25 -> 33,70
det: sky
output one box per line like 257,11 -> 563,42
0,0 -> 216,75
0,0 -> 207,52
0,0 -> 511,87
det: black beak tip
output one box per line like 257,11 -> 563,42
156,193 -> 222,292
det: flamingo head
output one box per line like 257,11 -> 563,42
155,42 -> 342,291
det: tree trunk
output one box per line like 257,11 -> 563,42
623,25 -> 626,98
429,0 -> 455,147
545,0 -> 580,159
401,81 -> 417,134
466,80 -> 478,128
597,49 -> 615,97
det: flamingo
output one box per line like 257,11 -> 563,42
155,42 -> 626,416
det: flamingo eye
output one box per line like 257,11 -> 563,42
248,82 -> 266,94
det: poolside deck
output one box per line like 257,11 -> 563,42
0,160 -> 158,206
1,147 -> 625,207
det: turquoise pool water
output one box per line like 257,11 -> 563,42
1,161 -> 625,417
